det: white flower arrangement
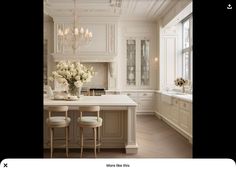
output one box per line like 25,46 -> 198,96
174,77 -> 188,87
49,60 -> 95,95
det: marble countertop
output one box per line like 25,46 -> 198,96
44,95 -> 137,106
157,91 -> 192,102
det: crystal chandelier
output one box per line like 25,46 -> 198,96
57,0 -> 93,55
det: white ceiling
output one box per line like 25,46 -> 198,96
44,0 -> 179,21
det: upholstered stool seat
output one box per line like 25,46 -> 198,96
47,116 -> 71,127
78,116 -> 102,126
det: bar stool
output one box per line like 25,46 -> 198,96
78,106 -> 103,158
46,106 -> 71,158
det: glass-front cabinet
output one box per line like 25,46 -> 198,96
127,40 -> 136,86
141,40 -> 150,86
126,38 -> 150,88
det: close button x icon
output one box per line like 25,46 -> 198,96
4,163 -> 8,167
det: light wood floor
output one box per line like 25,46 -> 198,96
44,115 -> 192,158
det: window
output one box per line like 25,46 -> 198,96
182,15 -> 192,84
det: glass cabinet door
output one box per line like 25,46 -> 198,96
127,40 -> 136,86
140,40 -> 150,86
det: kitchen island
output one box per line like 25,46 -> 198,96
44,95 -> 138,154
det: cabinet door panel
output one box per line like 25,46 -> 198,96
139,99 -> 153,111
179,100 -> 191,110
170,106 -> 179,124
179,109 -> 191,133
160,101 -> 171,118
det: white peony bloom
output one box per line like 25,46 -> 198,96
50,60 -> 95,90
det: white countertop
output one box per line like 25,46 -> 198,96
44,95 -> 137,106
157,90 -> 192,102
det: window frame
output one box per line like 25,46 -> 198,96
182,14 -> 193,83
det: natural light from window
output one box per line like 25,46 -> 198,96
182,15 -> 192,86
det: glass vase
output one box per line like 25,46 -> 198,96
68,84 -> 77,96
68,84 -> 82,98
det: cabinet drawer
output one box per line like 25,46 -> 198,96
123,92 -> 137,97
179,101 -> 191,111
124,93 -> 138,101
139,100 -> 153,111
172,98 -> 179,107
139,92 -> 154,98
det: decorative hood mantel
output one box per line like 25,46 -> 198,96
51,53 -> 116,63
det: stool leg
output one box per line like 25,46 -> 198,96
50,128 -> 54,158
94,128 -> 97,158
65,127 -> 69,157
98,127 -> 100,153
80,127 -> 83,158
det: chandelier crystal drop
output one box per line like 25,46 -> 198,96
57,0 -> 93,55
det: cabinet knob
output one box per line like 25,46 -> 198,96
143,93 -> 147,96
183,103 -> 186,107
127,93 -> 130,96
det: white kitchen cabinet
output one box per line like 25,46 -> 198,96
160,94 -> 172,118
126,39 -> 137,86
170,98 -> 179,125
156,93 -> 192,143
126,38 -> 152,88
160,100 -> 171,118
139,92 -> 154,113
123,91 -> 155,114
179,100 -> 191,133
155,92 -> 160,115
